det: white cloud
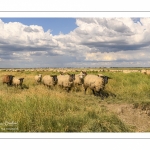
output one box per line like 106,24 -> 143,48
53,18 -> 150,64
1,18 -> 150,68
85,49 -> 150,62
0,19 -> 57,47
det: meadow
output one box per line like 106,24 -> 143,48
0,68 -> 150,132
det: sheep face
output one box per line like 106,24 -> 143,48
69,74 -> 75,82
50,75 -> 58,85
35,74 -> 42,83
79,72 -> 87,79
101,76 -> 111,85
19,78 -> 24,86
9,75 -> 15,85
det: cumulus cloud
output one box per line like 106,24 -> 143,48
85,49 -> 150,62
23,27 -> 39,32
74,18 -> 148,51
0,19 -> 61,63
53,18 -> 150,67
1,18 -> 150,68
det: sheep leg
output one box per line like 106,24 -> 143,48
95,92 -> 99,96
99,90 -> 104,100
7,82 -> 11,86
66,87 -> 70,92
84,88 -> 87,94
92,89 -> 96,95
100,94 -> 104,100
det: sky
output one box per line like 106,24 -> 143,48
0,17 -> 150,68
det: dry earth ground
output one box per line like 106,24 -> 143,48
101,102 -> 150,132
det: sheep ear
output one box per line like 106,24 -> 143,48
104,76 -> 112,80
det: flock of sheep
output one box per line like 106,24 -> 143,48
2,75 -> 24,88
2,71 -> 113,100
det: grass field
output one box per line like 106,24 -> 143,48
0,69 -> 150,132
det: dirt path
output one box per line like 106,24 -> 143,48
101,102 -> 150,132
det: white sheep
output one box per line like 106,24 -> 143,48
42,75 -> 57,88
57,73 -> 75,92
97,74 -> 111,86
73,71 -> 87,91
35,74 -> 42,84
74,71 -> 87,86
12,77 -> 24,88
83,74 -> 111,99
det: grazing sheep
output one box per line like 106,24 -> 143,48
73,71 -> 87,91
57,73 -> 75,92
83,74 -> 111,100
141,69 -> 147,74
42,75 -> 58,88
97,74 -> 111,86
74,71 -> 87,86
12,77 -> 24,88
35,74 -> 42,84
2,75 -> 14,86
146,70 -> 150,75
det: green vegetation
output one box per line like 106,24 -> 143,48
105,72 -> 150,104
0,69 -> 150,132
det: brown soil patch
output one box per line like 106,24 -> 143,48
101,102 -> 150,132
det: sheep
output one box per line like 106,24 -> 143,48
141,69 -> 147,74
57,73 -> 75,92
73,71 -> 87,91
42,75 -> 58,88
12,77 -> 24,89
146,70 -> 150,75
2,75 -> 14,86
35,74 -> 42,84
97,74 -> 111,86
83,74 -> 111,100
74,71 -> 87,85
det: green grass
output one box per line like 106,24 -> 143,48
0,94 -> 131,132
104,72 -> 150,103
0,70 -> 150,132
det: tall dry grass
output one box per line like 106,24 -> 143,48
1,70 -> 150,132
